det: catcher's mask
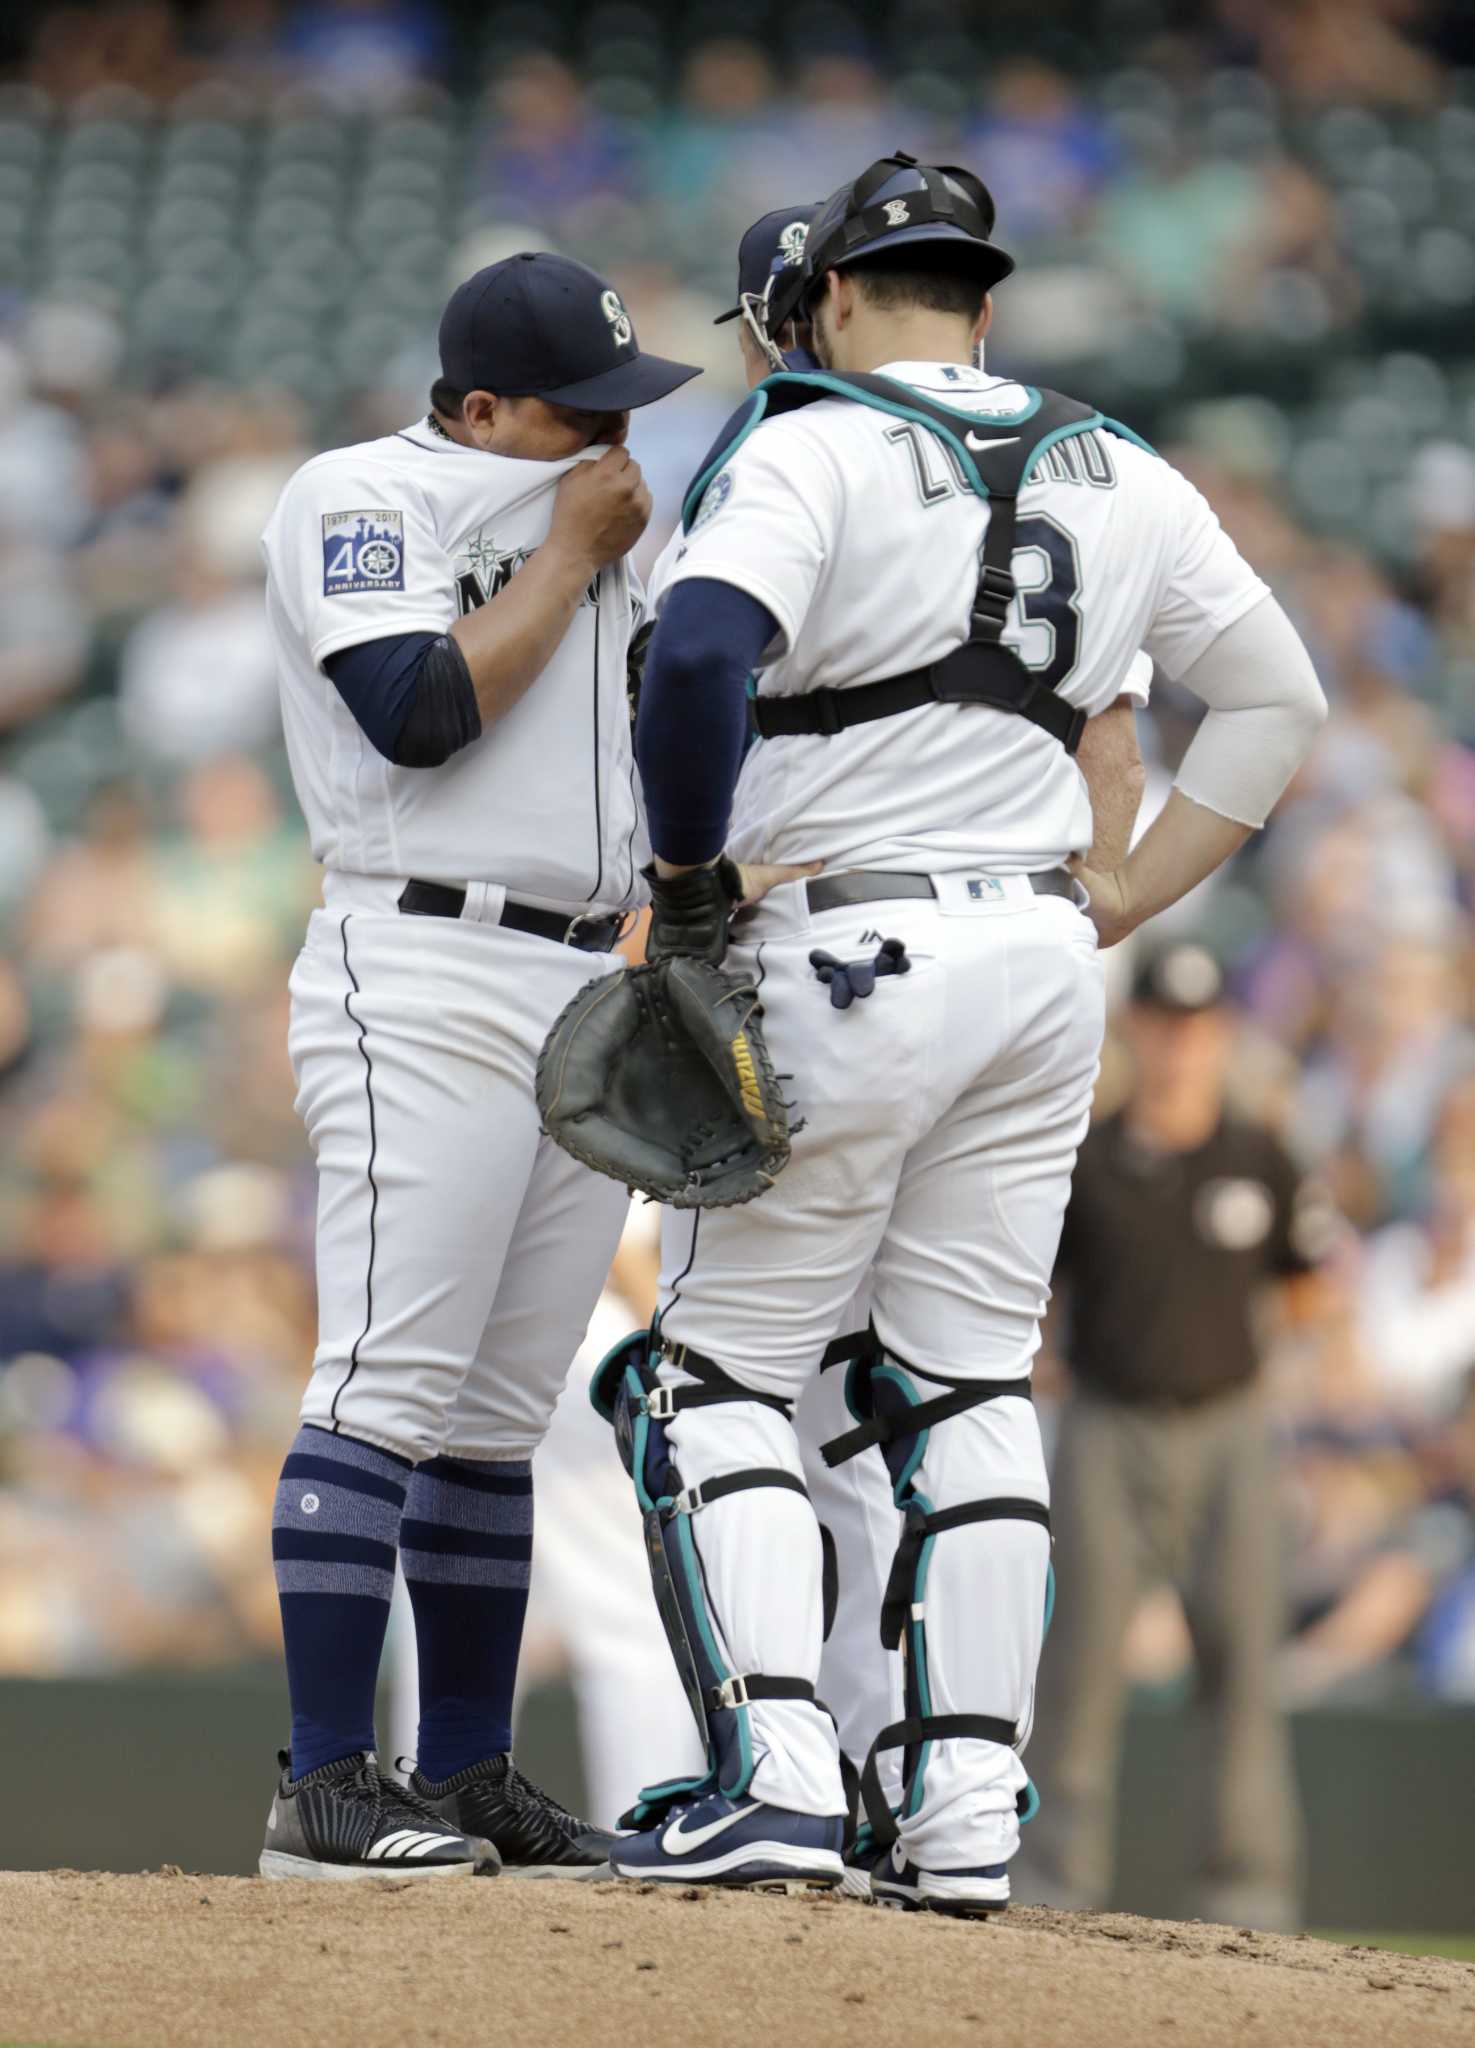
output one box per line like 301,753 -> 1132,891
763,151 -> 1014,342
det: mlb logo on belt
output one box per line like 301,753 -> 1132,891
322,509 -> 406,595
967,877 -> 1005,900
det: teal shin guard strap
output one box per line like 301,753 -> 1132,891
861,1713 -> 1019,1851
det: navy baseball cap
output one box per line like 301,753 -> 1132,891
438,252 -> 701,410
714,204 -> 819,324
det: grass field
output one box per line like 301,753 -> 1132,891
1315,1931 -> 1475,1962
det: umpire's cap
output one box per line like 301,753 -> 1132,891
439,252 -> 701,410
1131,942 -> 1226,1015
714,204 -> 819,324
766,152 -> 1014,333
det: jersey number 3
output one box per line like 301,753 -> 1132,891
884,424 -> 1083,693
1011,514 -> 1082,693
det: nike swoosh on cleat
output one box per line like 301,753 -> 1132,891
964,432 -> 1021,452
660,1803 -> 762,1855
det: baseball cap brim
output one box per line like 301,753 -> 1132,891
536,351 -> 702,410
834,220 -> 1016,286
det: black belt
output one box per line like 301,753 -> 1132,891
398,879 -> 624,952
806,867 -> 1075,916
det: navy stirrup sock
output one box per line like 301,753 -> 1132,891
271,1424 -> 412,1781
399,1455 -> 534,1784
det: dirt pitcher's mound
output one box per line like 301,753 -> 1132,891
5,1871 -> 1474,2048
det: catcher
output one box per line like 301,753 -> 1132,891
542,152 -> 1325,1912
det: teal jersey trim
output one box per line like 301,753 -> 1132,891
682,389 -> 772,531
681,372 -> 1050,525
680,375 -> 1153,534
1100,413 -> 1158,457
1021,413 -> 1105,482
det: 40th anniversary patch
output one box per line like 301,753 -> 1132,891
322,509 -> 406,594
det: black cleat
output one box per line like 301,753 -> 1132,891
259,1750 -> 491,1882
409,1753 -> 616,1878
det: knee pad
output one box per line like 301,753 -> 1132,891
591,1330 -> 828,1827
822,1345 -> 1053,1847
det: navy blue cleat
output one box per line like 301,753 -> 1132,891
869,1841 -> 1010,1917
610,1792 -> 846,1891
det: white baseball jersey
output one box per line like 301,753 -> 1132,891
262,417 -> 648,912
660,362 -> 1268,874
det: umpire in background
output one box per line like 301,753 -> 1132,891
1017,941 -> 1332,1931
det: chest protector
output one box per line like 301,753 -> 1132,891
681,371 -> 1152,758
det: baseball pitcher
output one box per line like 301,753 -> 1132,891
257,252 -> 698,1880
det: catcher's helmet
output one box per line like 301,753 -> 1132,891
766,151 -> 1014,334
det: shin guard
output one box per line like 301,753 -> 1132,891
592,1331 -> 827,1828
823,1347 -> 1052,1850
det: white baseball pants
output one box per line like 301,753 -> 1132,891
289,884 -> 629,1463
655,875 -> 1105,1868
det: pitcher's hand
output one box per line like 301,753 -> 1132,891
550,446 -> 652,575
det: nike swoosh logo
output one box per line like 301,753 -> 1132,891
964,432 -> 1021,453
661,1802 -> 761,1855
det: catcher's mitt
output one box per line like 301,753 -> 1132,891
535,955 -> 790,1208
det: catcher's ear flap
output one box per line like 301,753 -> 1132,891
589,1328 -> 652,1424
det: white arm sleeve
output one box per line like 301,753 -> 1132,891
1170,593 -> 1328,828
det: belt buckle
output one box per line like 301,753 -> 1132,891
565,908 -> 631,952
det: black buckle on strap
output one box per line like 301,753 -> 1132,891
655,1341 -> 797,1420
705,1674 -> 816,1713
972,564 -> 1015,631
664,1468 -> 809,1516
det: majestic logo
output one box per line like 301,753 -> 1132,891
661,1802 -> 760,1855
601,288 -> 633,348
730,1032 -> 765,1124
322,509 -> 405,595
778,219 -> 809,266
883,198 -> 912,226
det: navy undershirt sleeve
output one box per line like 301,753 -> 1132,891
635,579 -> 779,865
323,630 -> 481,768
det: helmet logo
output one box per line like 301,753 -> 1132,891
600,289 -> 633,350
778,220 -> 808,266
883,199 -> 912,226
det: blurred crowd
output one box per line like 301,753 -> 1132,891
1,0 -> 1473,1712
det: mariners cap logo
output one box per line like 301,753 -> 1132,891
778,220 -> 808,266
600,288 -> 633,350
883,198 -> 912,226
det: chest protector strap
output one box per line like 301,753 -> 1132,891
683,370 -> 1139,758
